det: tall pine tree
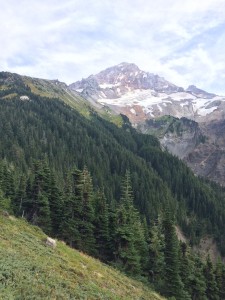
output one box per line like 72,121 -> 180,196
114,171 -> 147,275
163,208 -> 190,299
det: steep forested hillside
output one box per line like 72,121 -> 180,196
1,71 -> 225,299
0,77 -> 225,247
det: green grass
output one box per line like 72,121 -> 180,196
22,77 -> 92,118
22,76 -> 124,126
0,213 -> 164,299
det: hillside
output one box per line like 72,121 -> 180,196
1,71 -> 225,254
1,70 -> 225,299
0,71 -> 123,126
0,212 -> 163,299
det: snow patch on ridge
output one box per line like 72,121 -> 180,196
99,83 -> 120,89
157,104 -> 162,112
192,98 -> 218,116
180,101 -> 189,107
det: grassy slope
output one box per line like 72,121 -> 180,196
22,76 -> 123,126
0,214 -> 164,300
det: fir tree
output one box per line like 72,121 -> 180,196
0,188 -> 12,212
203,255 -> 219,300
162,208 -> 190,299
215,258 -> 225,300
93,189 -> 110,261
25,161 -> 52,233
114,171 -> 147,275
148,217 -> 165,290
79,166 -> 96,255
36,191 -> 52,234
13,175 -> 26,216
48,173 -> 63,236
107,201 -> 118,262
59,171 -> 82,247
0,162 -> 15,199
189,256 -> 207,300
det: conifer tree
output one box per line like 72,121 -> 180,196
25,161 -> 52,233
189,256 -> 207,300
163,208 -> 190,299
107,201 -> 118,261
79,166 -> 96,255
148,218 -> 165,290
60,167 -> 96,255
178,242 -> 206,299
42,162 -> 52,196
215,259 -> 225,300
59,171 -> 82,247
93,189 -> 110,261
114,170 -> 147,275
1,162 -> 15,199
16,175 -> 26,214
0,188 -> 12,212
179,242 -> 192,293
203,255 -> 219,300
48,173 -> 63,235
36,192 -> 52,234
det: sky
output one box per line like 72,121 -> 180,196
1,0 -> 225,94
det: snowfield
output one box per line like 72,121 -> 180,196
97,88 -> 225,118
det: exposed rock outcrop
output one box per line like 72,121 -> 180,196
46,237 -> 57,248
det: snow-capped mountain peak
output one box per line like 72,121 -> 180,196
69,63 -> 225,124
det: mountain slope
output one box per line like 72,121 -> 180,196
70,63 -> 225,185
1,70 -> 225,254
140,116 -> 225,185
0,71 -> 123,126
0,212 -> 163,299
138,116 -> 204,159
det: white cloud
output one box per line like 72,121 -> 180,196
1,0 -> 225,93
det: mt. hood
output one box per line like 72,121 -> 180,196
70,62 -> 225,125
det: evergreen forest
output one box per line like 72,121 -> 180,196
1,72 -> 225,299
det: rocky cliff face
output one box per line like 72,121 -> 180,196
184,120 -> 225,185
139,116 -> 225,185
70,63 -> 225,185
138,116 -> 204,159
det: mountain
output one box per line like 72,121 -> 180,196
1,71 -> 225,239
70,63 -> 225,185
1,70 -> 225,298
70,62 -> 225,125
1,69 -> 225,251
185,85 -> 216,99
0,212 -> 163,299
